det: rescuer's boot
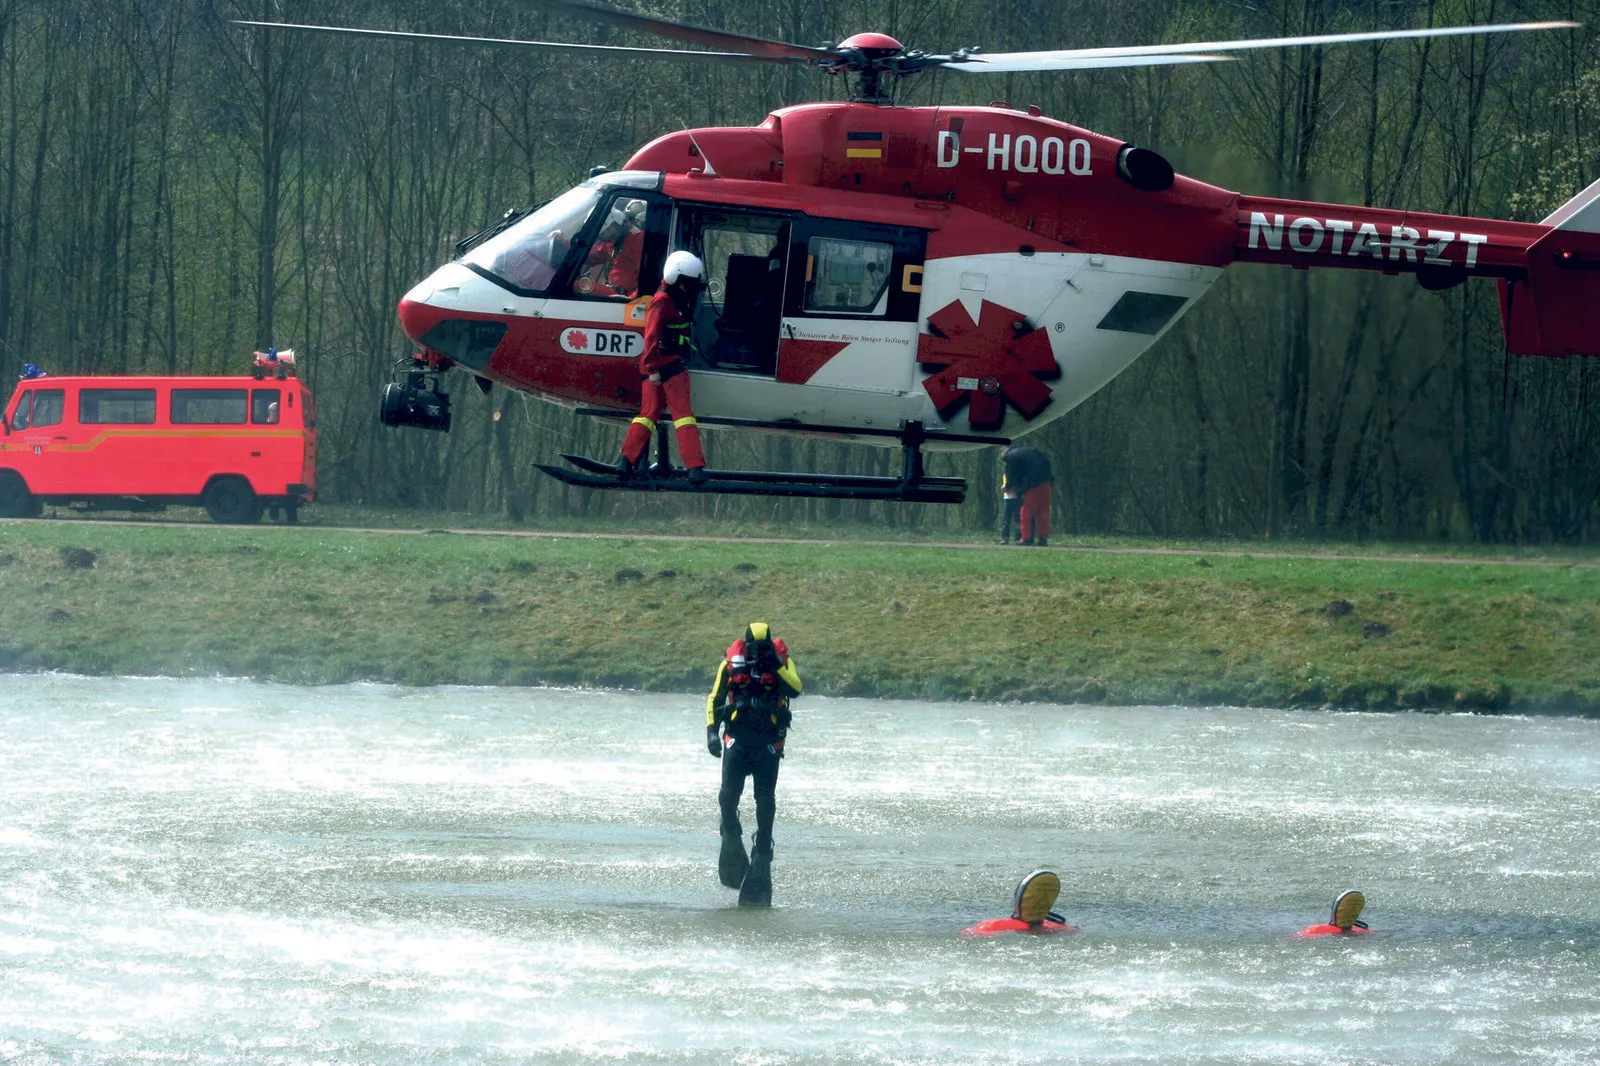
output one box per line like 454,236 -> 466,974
687,465 -> 709,486
613,455 -> 638,480
739,834 -> 773,907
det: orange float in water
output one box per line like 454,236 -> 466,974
962,869 -> 1080,938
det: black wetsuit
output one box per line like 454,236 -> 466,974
706,637 -> 801,857
719,727 -> 782,853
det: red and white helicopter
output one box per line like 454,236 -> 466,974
244,2 -> 1598,504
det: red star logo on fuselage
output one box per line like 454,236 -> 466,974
917,299 -> 1059,430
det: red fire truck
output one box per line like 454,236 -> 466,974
0,361 -> 316,524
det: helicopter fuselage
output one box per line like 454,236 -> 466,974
395,101 -> 1597,448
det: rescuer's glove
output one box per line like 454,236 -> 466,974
707,724 -> 722,758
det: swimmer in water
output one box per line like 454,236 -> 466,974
961,869 -> 1080,938
1296,889 -> 1376,937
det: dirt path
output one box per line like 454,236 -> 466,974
13,515 -> 1597,568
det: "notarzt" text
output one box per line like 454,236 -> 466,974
1247,211 -> 1488,268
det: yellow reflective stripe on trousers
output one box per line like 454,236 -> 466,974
673,416 -> 697,429
632,417 -> 655,430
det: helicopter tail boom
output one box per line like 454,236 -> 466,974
1231,191 -> 1600,357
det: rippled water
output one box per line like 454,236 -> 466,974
1,675 -> 1597,1064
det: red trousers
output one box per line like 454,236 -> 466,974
1020,482 -> 1051,542
621,372 -> 705,469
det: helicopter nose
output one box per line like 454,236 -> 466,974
397,263 -> 477,344
397,289 -> 439,346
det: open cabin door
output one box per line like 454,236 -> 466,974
777,218 -> 926,394
674,205 -> 795,376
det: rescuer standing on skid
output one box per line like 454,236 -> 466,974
706,622 -> 802,904
615,250 -> 708,482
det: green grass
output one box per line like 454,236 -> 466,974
1,519 -> 1596,713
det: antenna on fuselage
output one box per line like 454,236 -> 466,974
681,127 -> 718,176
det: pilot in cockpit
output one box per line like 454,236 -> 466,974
579,199 -> 647,298
490,228 -> 570,291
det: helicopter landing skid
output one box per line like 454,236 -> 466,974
538,454 -> 966,503
537,420 -> 969,504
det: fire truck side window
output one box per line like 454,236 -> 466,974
251,389 -> 282,425
79,389 -> 156,425
31,390 -> 64,428
171,388 -> 247,425
10,390 -> 31,429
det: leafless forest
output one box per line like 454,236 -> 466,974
0,0 -> 1596,540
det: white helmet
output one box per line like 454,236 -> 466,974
623,199 -> 647,225
663,250 -> 705,285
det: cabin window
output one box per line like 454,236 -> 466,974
251,389 -> 282,425
32,390 -> 64,428
11,388 -> 64,430
804,237 -> 893,315
79,388 -> 156,425
171,388 -> 247,425
1096,291 -> 1189,335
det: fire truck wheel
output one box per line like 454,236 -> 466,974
0,470 -> 39,518
203,476 -> 263,525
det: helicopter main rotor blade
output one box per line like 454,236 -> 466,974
945,19 -> 1579,73
944,53 -> 1233,73
514,0 -> 835,62
232,20 -> 790,65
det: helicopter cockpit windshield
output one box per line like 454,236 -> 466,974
462,185 -> 599,293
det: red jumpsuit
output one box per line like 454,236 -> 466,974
605,229 -> 644,295
620,284 -> 706,470
582,228 -> 645,298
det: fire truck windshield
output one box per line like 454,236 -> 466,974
462,186 -> 601,293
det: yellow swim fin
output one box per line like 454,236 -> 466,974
1012,869 -> 1062,925
1331,890 -> 1366,930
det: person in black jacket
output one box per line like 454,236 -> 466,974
1001,442 -> 1054,546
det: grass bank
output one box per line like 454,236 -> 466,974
1,520 -> 1596,713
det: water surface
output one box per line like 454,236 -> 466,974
2,675 -> 1596,1063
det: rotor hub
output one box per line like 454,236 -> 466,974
836,31 -> 904,57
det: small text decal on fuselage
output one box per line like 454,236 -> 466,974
559,328 -> 644,357
935,131 -> 1093,175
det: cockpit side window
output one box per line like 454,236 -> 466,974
573,196 -> 654,301
462,186 -> 600,294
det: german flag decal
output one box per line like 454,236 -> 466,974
846,131 -> 883,159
